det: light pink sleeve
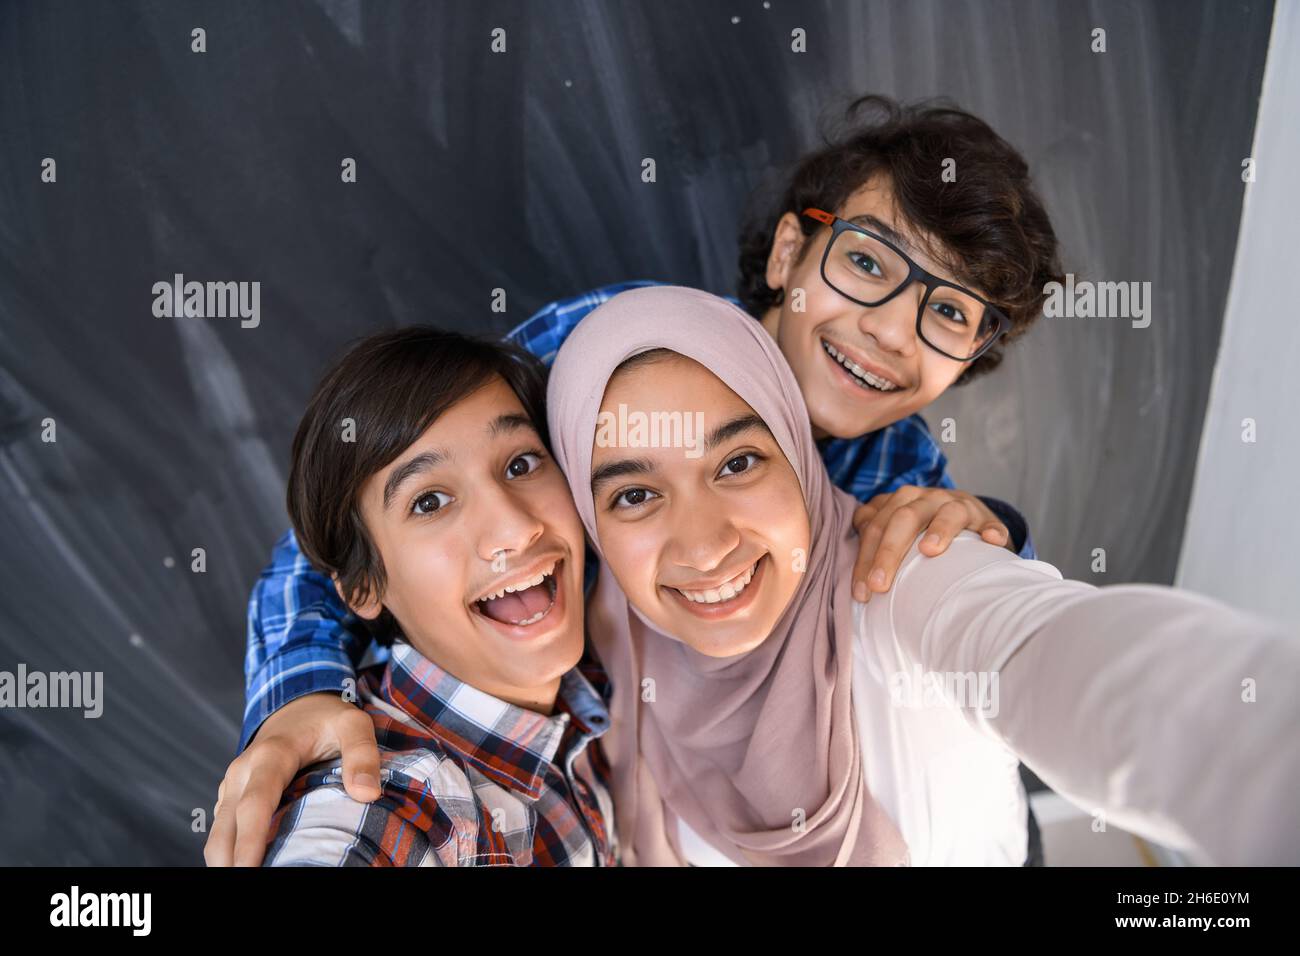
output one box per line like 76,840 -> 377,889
867,531 -> 1300,865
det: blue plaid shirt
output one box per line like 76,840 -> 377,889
240,280 -> 1034,752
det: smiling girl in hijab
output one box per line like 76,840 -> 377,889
546,285 -> 1300,866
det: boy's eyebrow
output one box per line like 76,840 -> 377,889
591,457 -> 656,493
848,213 -> 917,257
383,450 -> 447,511
488,412 -> 535,439
704,414 -> 771,453
849,213 -> 964,283
382,414 -> 536,511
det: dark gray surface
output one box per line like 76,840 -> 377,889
0,0 -> 1273,864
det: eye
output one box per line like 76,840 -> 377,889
411,490 -> 453,516
928,299 -> 968,326
506,451 -> 543,479
718,452 -> 763,477
612,487 -> 660,510
849,252 -> 883,277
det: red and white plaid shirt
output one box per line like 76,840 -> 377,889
264,640 -> 618,866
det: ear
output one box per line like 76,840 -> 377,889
765,211 -> 808,295
333,573 -> 383,621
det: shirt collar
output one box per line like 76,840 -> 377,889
380,641 -> 610,800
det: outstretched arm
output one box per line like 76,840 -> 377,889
866,532 -> 1300,865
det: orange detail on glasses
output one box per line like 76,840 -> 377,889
802,207 -> 835,226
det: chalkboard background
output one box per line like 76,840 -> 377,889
0,0 -> 1274,864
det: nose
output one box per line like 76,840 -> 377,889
474,480 -> 545,566
664,491 -> 742,576
856,283 -> 921,356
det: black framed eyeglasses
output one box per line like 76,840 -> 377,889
801,208 -> 1009,362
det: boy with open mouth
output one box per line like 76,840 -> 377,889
251,328 -> 614,866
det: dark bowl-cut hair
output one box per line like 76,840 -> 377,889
737,94 -> 1065,384
286,327 -> 549,646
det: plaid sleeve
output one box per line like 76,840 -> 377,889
505,280 -> 664,366
240,529 -> 381,754
820,415 -> 1036,558
819,413 -> 956,500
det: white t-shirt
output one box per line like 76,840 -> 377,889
677,532 -> 1300,866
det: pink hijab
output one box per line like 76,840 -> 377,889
546,285 -> 910,866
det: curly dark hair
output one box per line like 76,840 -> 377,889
737,94 -> 1064,383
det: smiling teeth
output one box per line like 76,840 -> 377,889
675,560 -> 759,604
478,565 -> 555,604
821,340 -> 899,391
